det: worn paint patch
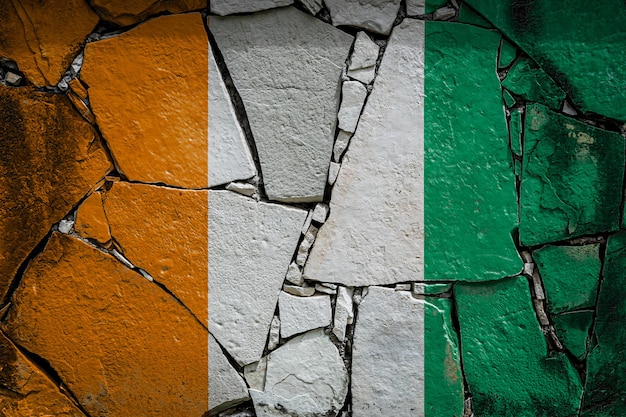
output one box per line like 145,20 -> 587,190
553,311 -> 593,361
502,56 -> 566,109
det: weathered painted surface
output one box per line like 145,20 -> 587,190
74,191 -> 112,246
553,311 -> 593,361
502,56 -> 566,109
91,0 -> 205,25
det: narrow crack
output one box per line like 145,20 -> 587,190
449,284 -> 475,417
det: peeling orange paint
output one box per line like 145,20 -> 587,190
74,192 -> 112,246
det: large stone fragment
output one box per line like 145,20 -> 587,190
209,44 -> 256,187
352,287 -> 464,417
553,311 -> 593,360
0,331 -> 85,416
2,233 -> 208,416
0,86 -> 111,303
210,0 -> 293,15
209,334 -> 250,414
424,22 -> 520,280
278,292 -> 332,339
209,190 -> 307,365
520,104 -> 624,246
90,0 -> 205,26
465,0 -> 626,121
501,56 -> 565,109
533,244 -> 601,314
347,31 -> 380,84
74,191 -> 112,246
250,329 -> 348,417
337,81 -> 367,133
82,13 -> 209,188
0,0 -> 98,86
582,232 -> 626,416
325,0 -> 402,35
304,19 -> 425,286
456,277 -> 583,417
211,8 -> 353,202
103,181 -> 208,324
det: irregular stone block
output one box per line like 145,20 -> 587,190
250,329 -> 348,417
325,0 -> 402,35
209,44 -> 257,187
465,0 -> 626,121
74,191 -> 111,246
91,0 -> 205,26
103,181 -> 208,324
337,81 -> 367,133
209,190 -> 307,365
299,0 -> 323,14
211,8 -> 353,202
2,233 -> 208,416
82,13 -> 209,188
552,311 -> 593,360
332,286 -> 353,342
210,0 -> 293,15
520,104 -> 624,246
406,0 -> 425,15
0,0 -> 98,86
0,86 -> 111,303
502,56 -> 565,109
458,4 -> 493,28
279,292 -> 332,338
352,287 -> 464,417
533,244 -> 601,314
455,277 -> 583,417
347,32 -> 379,84
210,334 -> 250,414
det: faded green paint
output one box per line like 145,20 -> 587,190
464,0 -> 626,121
520,104 -> 624,246
552,311 -> 593,361
582,232 -> 626,416
456,277 -> 583,417
424,22 -> 520,281
458,4 -> 493,29
498,37 -> 517,68
502,57 -> 565,109
533,244 -> 601,314
424,297 -> 464,417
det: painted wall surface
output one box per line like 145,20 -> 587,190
0,0 -> 625,416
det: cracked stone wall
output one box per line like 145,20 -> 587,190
0,0 -> 625,416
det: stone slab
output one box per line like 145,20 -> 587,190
91,0 -> 205,25
325,0 -> 402,35
279,292 -> 332,339
210,0 -> 293,15
502,56 -> 565,109
209,334 -> 250,414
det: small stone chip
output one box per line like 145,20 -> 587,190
267,316 -> 281,351
312,203 -> 329,224
333,130 -> 352,162
433,6 -> 456,20
285,262 -> 304,286
328,162 -> 340,185
284,283 -> 316,297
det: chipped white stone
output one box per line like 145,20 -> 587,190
250,329 -> 348,417
296,225 -> 318,266
211,8 -> 353,202
523,262 -> 535,276
532,271 -> 546,300
312,203 -> 329,224
562,99 -> 578,116
395,283 -> 411,291
338,81 -> 367,133
406,0 -> 425,15
283,283 -> 316,297
325,0 -> 402,35
304,20 -> 425,286
332,130 -> 352,162
267,316 -> 281,351
111,248 -> 135,269
315,283 -> 337,295
333,286 -> 354,342
328,162 -> 340,185
433,6 -> 456,20
285,262 -> 304,286
209,190 -> 307,365
533,299 -> 551,325
347,32 -> 379,84
209,334 -> 250,414
299,0 -> 323,14
352,286 -> 425,416
4,72 -> 22,86
302,210 -> 314,234
279,292 -> 332,338
226,182 -> 257,197
57,219 -> 74,234
244,357 -> 268,391
209,45 -> 256,188
210,0 -> 293,15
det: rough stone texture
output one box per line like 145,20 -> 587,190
325,0 -> 402,35
278,292 -> 332,339
520,104 -> 624,246
337,81 -> 367,133
74,191 -> 111,246
209,44 -> 257,188
210,0 -> 293,15
211,8 -> 353,202
406,0 -> 425,15
553,311 -> 593,360
0,331 -> 86,416
299,0 -> 323,15
304,20 -> 425,286
465,0 -> 626,121
347,32 -> 379,84
0,0 -> 98,86
424,22 -> 520,281
502,56 -> 565,109
2,233 -> 208,416
82,13 -> 209,189
0,86 -> 111,303
209,334 -> 250,414
332,286 -> 353,342
582,231 -> 626,416
456,277 -> 583,417
103,181 -> 208,324
352,287 -> 464,417
90,0 -> 205,26
209,190 -> 307,365
250,329 -> 348,417
533,244 -> 601,314
458,3 -> 492,28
